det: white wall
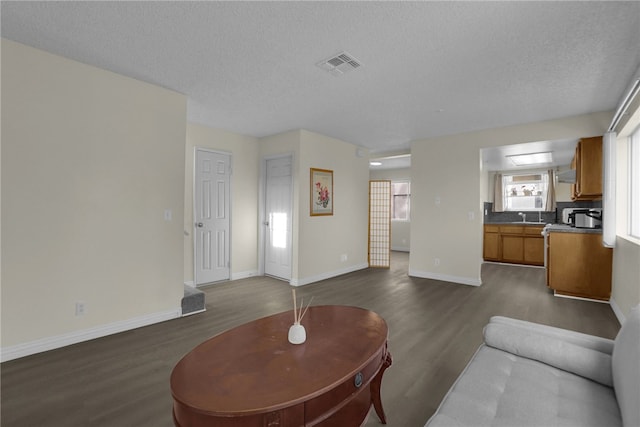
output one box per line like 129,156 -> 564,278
184,123 -> 259,283
410,112 -> 611,286
369,168 -> 411,251
611,101 -> 640,320
1,40 -> 187,360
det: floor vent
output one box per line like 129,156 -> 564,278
316,52 -> 362,76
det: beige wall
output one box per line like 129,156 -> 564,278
410,112 -> 611,285
297,130 -> 369,283
258,130 -> 303,280
369,168 -> 411,251
258,130 -> 369,285
184,123 -> 259,282
1,40 -> 187,357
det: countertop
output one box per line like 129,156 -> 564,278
542,224 -> 603,234
484,222 -> 603,234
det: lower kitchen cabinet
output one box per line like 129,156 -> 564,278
547,231 -> 612,300
483,225 -> 500,261
483,224 -> 544,266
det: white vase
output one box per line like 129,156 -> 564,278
288,322 -> 306,344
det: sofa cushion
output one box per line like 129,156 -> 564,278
612,305 -> 640,427
484,322 -> 613,386
425,345 -> 621,427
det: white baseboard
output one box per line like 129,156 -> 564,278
408,269 -> 482,287
609,298 -> 626,324
231,270 -> 259,281
1,308 -> 182,362
181,308 -> 206,317
184,280 -> 195,287
291,263 -> 369,287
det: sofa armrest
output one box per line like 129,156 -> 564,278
483,320 -> 613,387
489,316 -> 615,354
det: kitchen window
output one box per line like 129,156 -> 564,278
391,181 -> 410,221
630,125 -> 640,238
501,172 -> 552,211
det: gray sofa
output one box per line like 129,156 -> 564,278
426,305 -> 640,427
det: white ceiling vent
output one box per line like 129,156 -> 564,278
316,52 -> 362,76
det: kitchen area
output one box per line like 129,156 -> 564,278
482,136 -> 612,301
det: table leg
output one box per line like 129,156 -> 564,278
371,351 -> 393,424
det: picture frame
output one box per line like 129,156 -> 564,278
310,168 -> 333,216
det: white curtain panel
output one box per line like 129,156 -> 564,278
602,131 -> 616,248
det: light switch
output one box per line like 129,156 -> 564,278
164,209 -> 172,221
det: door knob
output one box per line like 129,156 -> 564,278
196,222 -> 204,228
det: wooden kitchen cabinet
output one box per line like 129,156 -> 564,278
483,225 -> 500,261
571,136 -> 603,201
483,224 -> 544,266
502,235 -> 524,263
547,231 -> 612,300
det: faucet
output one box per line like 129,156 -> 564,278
518,212 -> 526,223
538,211 -> 542,223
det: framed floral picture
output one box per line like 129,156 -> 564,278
310,168 -> 333,216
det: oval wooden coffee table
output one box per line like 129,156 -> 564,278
171,305 -> 392,426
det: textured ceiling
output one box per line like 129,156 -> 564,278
2,1 -> 639,155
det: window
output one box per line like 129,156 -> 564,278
391,181 -> 410,220
630,125 -> 640,238
502,172 -> 549,211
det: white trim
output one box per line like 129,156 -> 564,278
181,308 -> 206,317
553,291 -> 609,304
482,261 -> 545,270
609,298 -> 626,325
390,246 -> 410,252
231,270 -> 259,281
291,263 -> 369,287
184,280 -> 195,287
1,308 -> 181,362
408,269 -> 482,286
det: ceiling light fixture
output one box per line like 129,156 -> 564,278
370,161 -> 382,166
506,152 -> 553,166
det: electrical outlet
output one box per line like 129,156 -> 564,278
434,258 -> 440,266
340,254 -> 348,262
75,301 -> 86,316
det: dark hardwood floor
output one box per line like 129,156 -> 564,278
1,252 -> 620,426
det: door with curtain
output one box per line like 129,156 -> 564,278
368,180 -> 391,268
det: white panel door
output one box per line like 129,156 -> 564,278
264,156 -> 293,280
195,149 -> 230,285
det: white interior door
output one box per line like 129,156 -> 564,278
264,156 -> 293,280
195,149 -> 231,285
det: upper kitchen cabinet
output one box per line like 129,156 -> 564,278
571,136 -> 602,200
